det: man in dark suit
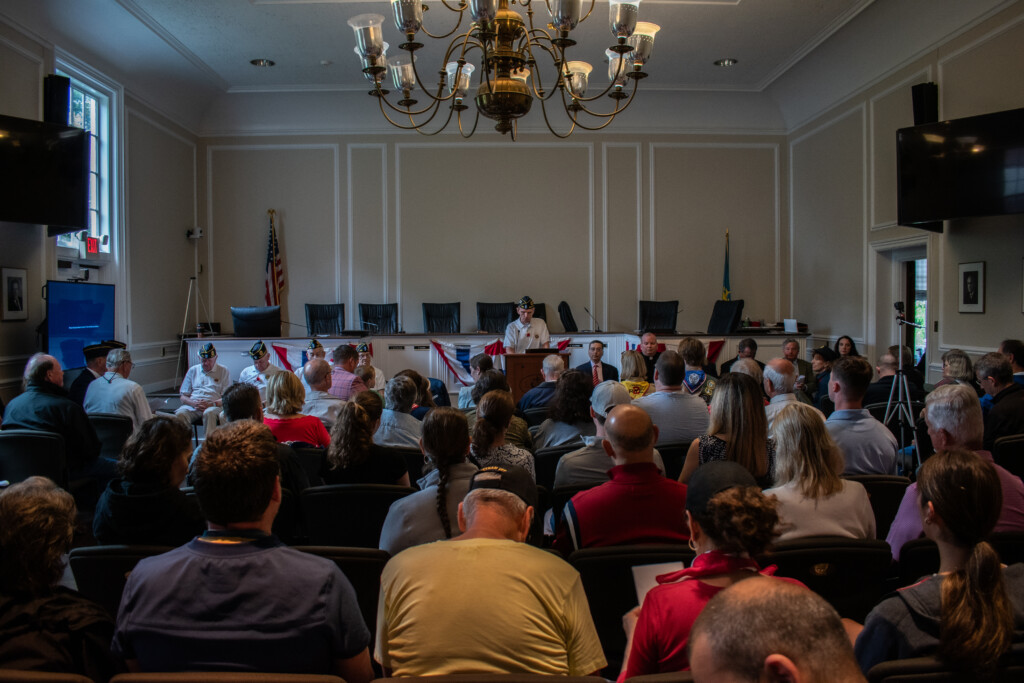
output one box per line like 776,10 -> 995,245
575,340 -> 619,387
862,351 -> 925,407
977,352 -> 1024,451
720,338 -> 765,375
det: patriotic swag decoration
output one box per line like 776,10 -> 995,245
431,339 -> 505,386
265,209 -> 285,306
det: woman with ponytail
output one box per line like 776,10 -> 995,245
379,407 -> 477,556
322,394 -> 409,486
471,390 -> 536,480
854,449 -> 1024,674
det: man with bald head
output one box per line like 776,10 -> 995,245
764,357 -> 824,430
689,577 -> 865,683
639,332 -> 661,382
2,353 -> 108,485
302,358 -> 344,429
553,404 -> 688,555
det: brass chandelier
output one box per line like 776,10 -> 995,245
348,0 -> 659,138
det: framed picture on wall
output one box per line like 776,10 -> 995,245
2,268 -> 28,321
958,261 -> 984,314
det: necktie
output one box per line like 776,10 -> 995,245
592,364 -> 599,386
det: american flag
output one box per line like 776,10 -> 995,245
264,210 -> 284,306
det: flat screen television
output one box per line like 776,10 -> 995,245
0,114 -> 89,235
897,107 -> 1024,231
46,280 -> 115,370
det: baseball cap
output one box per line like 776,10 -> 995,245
591,380 -> 632,418
469,465 -> 538,508
685,461 -> 758,517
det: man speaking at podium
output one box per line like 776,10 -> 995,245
503,296 -> 550,354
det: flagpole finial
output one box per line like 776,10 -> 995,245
267,208 -> 275,215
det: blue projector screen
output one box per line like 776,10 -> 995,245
46,280 -> 115,370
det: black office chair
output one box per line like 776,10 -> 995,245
638,300 -> 679,335
229,305 -> 281,337
69,545 -> 175,617
422,302 -> 460,333
866,645 -> 1024,682
0,671 -> 95,683
301,484 -> 415,547
291,446 -> 326,487
533,444 -> 580,492
842,474 -> 911,540
558,301 -> 579,332
550,484 -> 596,528
994,434 -> 1024,481
532,302 -> 547,323
380,446 -> 426,486
756,536 -> 893,621
89,413 -> 134,462
897,537 -> 939,586
304,303 -> 345,336
0,429 -> 67,488
521,407 -> 550,427
476,302 -> 516,333
654,441 -> 689,482
358,303 -> 400,334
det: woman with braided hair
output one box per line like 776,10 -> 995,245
322,398 -> 409,486
378,407 -> 477,555
854,449 -> 1024,674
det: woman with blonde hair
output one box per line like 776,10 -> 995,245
471,390 -> 536,479
854,449 -> 1024,673
263,371 -> 331,448
322,400 -> 409,486
935,348 -> 983,396
763,403 -> 874,541
679,373 -> 774,487
620,349 -> 653,399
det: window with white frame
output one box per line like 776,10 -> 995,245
55,64 -> 114,254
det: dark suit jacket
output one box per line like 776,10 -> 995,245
517,381 -> 558,413
984,383 -> 1024,452
574,361 -> 619,383
862,375 -> 925,408
720,357 -> 766,375
69,368 -> 97,406
643,352 -> 661,383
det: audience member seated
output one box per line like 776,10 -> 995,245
187,383 -> 309,496
1,353 -> 109,488
976,351 -> 1024,451
764,358 -> 824,430
729,357 -> 766,394
619,461 -> 801,680
301,357 -> 344,428
356,342 -> 386,391
1000,339 -> 1024,386
296,339 -> 327,392
640,332 -> 662,382
503,295 -> 550,354
679,337 -> 716,406
679,373 -> 775,487
322,401 -> 409,486
554,404 -> 687,555
533,369 -> 596,450
812,345 -> 839,411
620,349 -> 654,399
782,337 -> 818,404
765,403 -> 874,541
834,335 -> 861,358
458,353 -> 493,410
0,477 -> 123,680
93,415 -> 205,546
576,339 -> 619,385
263,371 -> 331,448
689,577 -> 864,683
825,356 -> 899,475
396,369 -> 436,420
934,347 -> 982,396
887,384 -> 1024,560
70,340 -> 117,406
174,342 -> 230,435
889,344 -> 926,390
354,365 -> 377,395
466,369 -> 535,452
635,350 -> 711,445
373,375 -> 423,448
84,347 -> 153,431
554,380 -> 665,488
379,408 -> 477,555
720,337 -> 765,374
517,354 -> 564,413
862,350 -> 926,407
471,390 -> 536,479
376,466 -> 606,676
329,344 -> 368,401
113,420 -> 374,679
238,340 -> 283,403
853,449 -> 1024,674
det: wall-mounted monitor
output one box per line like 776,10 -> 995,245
897,107 -> 1024,230
46,280 -> 115,370
0,114 -> 89,234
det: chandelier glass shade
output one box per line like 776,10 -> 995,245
348,0 -> 659,138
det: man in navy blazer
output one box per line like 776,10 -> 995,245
576,340 -> 619,386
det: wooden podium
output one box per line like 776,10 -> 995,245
505,352 -> 571,403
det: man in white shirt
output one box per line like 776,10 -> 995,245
175,342 -> 231,435
356,342 -> 386,391
503,296 -> 550,354
302,358 -> 345,429
634,350 -> 710,445
84,348 -> 153,430
238,340 -> 283,403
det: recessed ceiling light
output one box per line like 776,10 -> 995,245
714,58 -> 738,67
250,58 -> 275,67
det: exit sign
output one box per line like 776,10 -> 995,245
85,236 -> 99,254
